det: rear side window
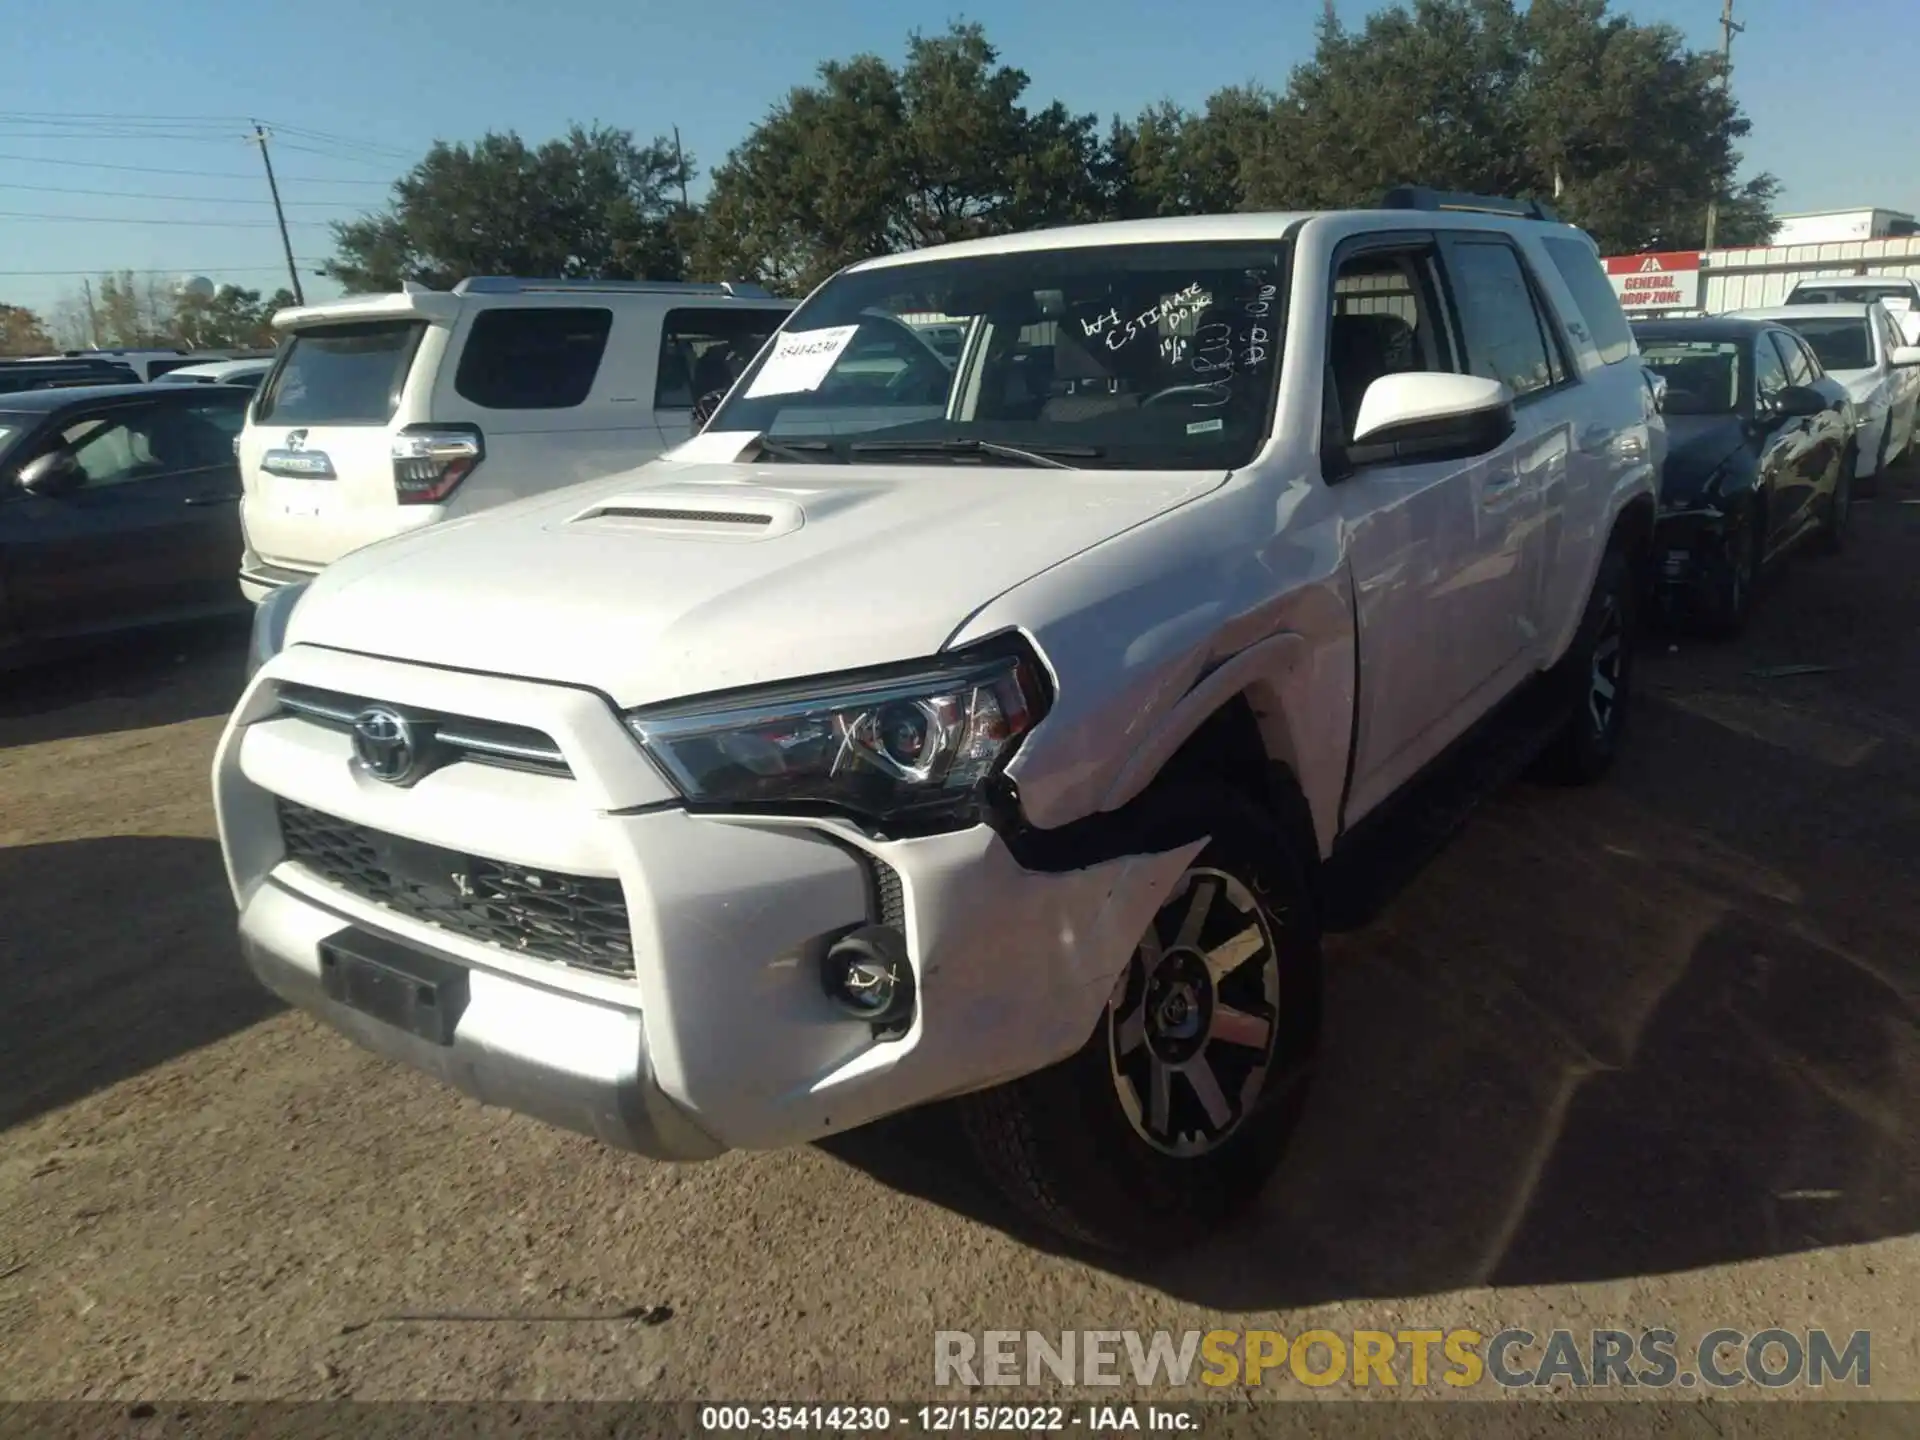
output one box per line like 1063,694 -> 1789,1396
656,307 -> 791,408
1542,236 -> 1635,365
1442,239 -> 1560,397
256,321 -> 426,425
454,307 -> 611,410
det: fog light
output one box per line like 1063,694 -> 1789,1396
822,924 -> 914,1027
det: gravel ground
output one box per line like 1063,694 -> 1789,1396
2,469 -> 1916,1410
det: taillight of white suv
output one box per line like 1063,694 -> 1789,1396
391,423 -> 484,504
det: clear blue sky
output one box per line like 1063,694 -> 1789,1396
4,0 -> 1913,322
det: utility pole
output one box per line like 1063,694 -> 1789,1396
81,277 -> 99,349
1702,0 -> 1743,253
672,126 -> 690,211
250,120 -> 306,305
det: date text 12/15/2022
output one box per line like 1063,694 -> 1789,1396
697,1405 -> 1200,1432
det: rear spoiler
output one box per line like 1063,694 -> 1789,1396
272,290 -> 463,331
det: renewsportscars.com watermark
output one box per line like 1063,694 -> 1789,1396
935,1328 -> 1872,1391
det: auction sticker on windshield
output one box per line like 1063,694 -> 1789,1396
743,325 -> 860,399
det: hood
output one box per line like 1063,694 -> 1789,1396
285,458 -> 1228,708
1827,369 -> 1879,403
1658,415 -> 1748,507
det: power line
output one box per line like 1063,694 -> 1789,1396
0,208 -> 332,228
0,179 -> 362,208
0,264 -> 325,277
0,151 -> 390,185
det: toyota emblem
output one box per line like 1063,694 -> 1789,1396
350,706 -> 419,784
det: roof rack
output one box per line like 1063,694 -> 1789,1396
1379,186 -> 1561,223
450,276 -> 777,300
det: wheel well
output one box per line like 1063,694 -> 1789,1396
1153,694 -> 1322,905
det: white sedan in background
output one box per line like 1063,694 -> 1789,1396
1734,302 -> 1920,483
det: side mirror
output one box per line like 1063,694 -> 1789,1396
1889,345 -> 1920,369
16,447 -> 82,496
1773,384 -> 1827,419
1645,370 -> 1669,413
1345,372 -> 1515,467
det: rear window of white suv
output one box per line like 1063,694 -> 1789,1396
255,320 -> 426,426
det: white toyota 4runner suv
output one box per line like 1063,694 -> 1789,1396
235,277 -> 793,603
215,189 -> 1659,1253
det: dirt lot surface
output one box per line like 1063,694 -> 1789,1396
2,472 -> 1917,1411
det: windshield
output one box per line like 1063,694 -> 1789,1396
707,241 -> 1289,470
1790,284 -> 1912,308
1637,339 -> 1742,414
1781,317 -> 1875,371
254,320 -> 426,426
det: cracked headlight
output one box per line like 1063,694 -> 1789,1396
625,642 -> 1048,829
246,580 -> 309,681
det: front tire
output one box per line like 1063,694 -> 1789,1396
1538,541 -> 1637,785
958,784 -> 1321,1253
1814,447 -> 1853,554
1703,494 -> 1764,633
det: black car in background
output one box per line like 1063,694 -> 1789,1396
0,382 -> 253,666
1631,316 -> 1856,634
0,357 -> 142,394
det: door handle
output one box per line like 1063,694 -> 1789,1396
184,491 -> 242,506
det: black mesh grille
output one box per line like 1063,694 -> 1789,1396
870,856 -> 906,928
277,800 -> 634,978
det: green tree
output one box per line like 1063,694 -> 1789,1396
323,125 -> 691,292
1237,0 -> 1775,253
173,285 -> 298,349
695,23 -> 1108,292
1104,87 -> 1281,218
0,303 -> 52,356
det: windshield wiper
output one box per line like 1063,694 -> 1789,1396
846,438 -> 1103,470
749,435 -> 845,464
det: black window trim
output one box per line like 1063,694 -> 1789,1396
1433,230 -> 1578,408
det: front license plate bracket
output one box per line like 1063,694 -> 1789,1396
318,926 -> 471,1046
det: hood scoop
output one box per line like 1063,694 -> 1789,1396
564,492 -> 804,541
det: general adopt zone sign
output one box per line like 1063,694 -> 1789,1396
1604,251 -> 1703,312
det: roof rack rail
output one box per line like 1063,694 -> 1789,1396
1379,185 -> 1561,223
450,276 -> 776,299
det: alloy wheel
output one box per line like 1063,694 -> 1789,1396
1108,867 -> 1282,1158
1588,594 -> 1624,737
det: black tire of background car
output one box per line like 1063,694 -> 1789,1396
1814,446 -> 1855,554
1536,541 -> 1637,785
1702,495 -> 1764,636
958,782 -> 1321,1254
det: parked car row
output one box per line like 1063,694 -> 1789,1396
1632,298 -> 1918,632
8,196 -> 1902,1254
0,348 -> 275,396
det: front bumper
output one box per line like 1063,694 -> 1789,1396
1652,505 -> 1739,610
238,553 -> 320,606
213,645 -> 1195,1160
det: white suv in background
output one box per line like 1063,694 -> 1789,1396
218,191 -> 1658,1252
235,278 -> 794,602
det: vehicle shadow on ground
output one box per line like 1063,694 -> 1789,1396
0,615 -> 251,750
824,485 -> 1920,1304
0,835 -> 279,1132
